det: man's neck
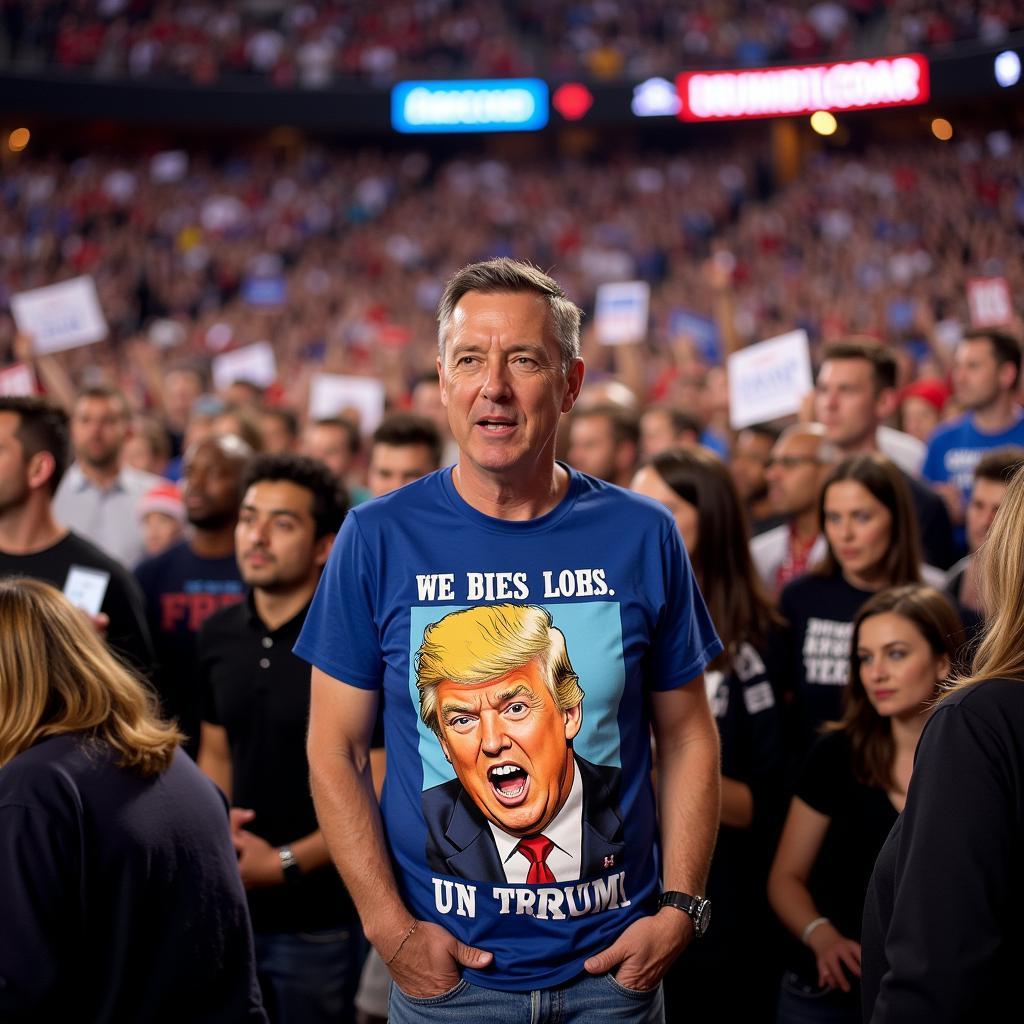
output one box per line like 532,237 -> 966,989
253,578 -> 318,632
790,507 -> 820,542
189,523 -> 238,559
78,459 -> 121,490
452,457 -> 569,521
837,431 -> 878,458
0,500 -> 67,555
970,394 -> 1020,435
748,494 -> 774,524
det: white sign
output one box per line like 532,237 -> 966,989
309,374 -> 386,435
10,275 -> 108,355
212,342 -> 278,392
967,277 -> 1014,327
63,565 -> 110,617
728,329 -> 813,429
594,281 -> 651,345
0,362 -> 36,396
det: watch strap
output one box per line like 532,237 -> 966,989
278,845 -> 302,883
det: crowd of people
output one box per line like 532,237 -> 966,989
1,242 -> 1024,1020
2,0 -> 1021,85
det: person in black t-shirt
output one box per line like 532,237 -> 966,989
136,434 -> 252,755
632,447 -> 787,1021
780,454 -> 946,756
0,396 -> 153,670
768,585 -> 959,1024
197,453 -> 359,1024
0,578 -> 266,1023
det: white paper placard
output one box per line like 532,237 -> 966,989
309,374 -> 386,435
728,329 -> 813,430
967,277 -> 1014,327
63,565 -> 110,617
0,362 -> 36,396
211,342 -> 278,392
594,281 -> 651,345
10,275 -> 108,354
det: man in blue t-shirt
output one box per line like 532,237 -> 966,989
923,328 -> 1024,535
297,259 -> 722,1022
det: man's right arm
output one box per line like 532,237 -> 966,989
306,667 -> 492,996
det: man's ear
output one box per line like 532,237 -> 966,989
998,360 -> 1018,393
563,701 -> 583,742
25,450 -> 56,493
875,386 -> 899,420
313,532 -> 335,570
562,359 -> 585,414
436,356 -> 448,408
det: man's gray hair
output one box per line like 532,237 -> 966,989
436,258 -> 583,372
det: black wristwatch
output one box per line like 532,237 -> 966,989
658,891 -> 711,938
277,845 -> 302,884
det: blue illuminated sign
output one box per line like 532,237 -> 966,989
391,79 -> 549,133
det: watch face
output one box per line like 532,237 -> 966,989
696,899 -> 711,937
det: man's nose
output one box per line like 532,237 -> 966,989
481,357 -> 512,402
479,712 -> 509,755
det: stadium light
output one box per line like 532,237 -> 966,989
809,110 -> 838,135
8,127 -> 30,152
931,118 -> 953,141
994,50 -> 1021,88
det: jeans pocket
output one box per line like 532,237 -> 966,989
295,928 -> 353,945
392,978 -> 468,1005
605,972 -> 658,999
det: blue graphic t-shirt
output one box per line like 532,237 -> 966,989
294,466 -> 721,991
923,412 -> 1024,501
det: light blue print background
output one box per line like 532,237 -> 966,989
409,602 -> 625,791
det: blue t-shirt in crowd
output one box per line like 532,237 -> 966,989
294,466 -> 721,992
923,411 -> 1024,502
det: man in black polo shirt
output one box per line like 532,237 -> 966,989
197,453 -> 358,1024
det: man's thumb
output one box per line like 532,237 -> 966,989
584,942 -> 625,975
454,941 -> 493,968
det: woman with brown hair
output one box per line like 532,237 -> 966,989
0,578 -> 266,1023
632,446 -> 786,1020
779,453 -> 945,755
862,465 -> 1024,1022
768,584 -> 959,1023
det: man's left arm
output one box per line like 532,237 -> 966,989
584,675 -> 720,989
229,819 -> 333,889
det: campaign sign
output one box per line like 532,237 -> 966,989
241,274 -> 287,307
10,275 -> 108,354
728,329 -> 813,429
212,342 -> 278,392
309,373 -> 386,435
594,281 -> 651,346
0,362 -> 36,396
668,309 -> 722,364
967,277 -> 1014,327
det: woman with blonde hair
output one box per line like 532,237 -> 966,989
862,464 -> 1024,1022
0,578 -> 266,1023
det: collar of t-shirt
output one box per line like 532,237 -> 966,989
243,589 -> 312,643
66,463 -> 127,495
488,756 -> 584,884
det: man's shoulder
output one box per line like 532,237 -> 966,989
59,531 -> 138,586
344,471 -> 446,531
751,523 -> 788,557
197,594 -> 250,644
134,540 -> 191,581
575,473 -> 675,530
926,415 -> 971,450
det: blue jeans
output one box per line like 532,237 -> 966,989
776,971 -> 861,1024
254,927 -> 364,1024
388,972 -> 665,1024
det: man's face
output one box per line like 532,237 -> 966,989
165,371 -> 202,424
436,658 -> 582,837
71,397 -> 127,471
765,432 -> 825,517
814,359 -> 883,451
182,440 -> 245,530
730,430 -> 773,504
640,410 -> 676,459
966,476 -> 1008,553
367,442 -> 436,498
438,291 -> 583,480
952,339 -> 1004,411
301,425 -> 353,481
567,415 -> 618,482
0,412 -> 30,515
259,414 -> 296,455
236,479 -> 325,591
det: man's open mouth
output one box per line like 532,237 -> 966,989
477,418 -> 516,432
488,763 -> 529,804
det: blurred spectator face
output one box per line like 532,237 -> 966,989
814,359 -> 882,449
71,395 -> 128,471
367,442 -> 436,497
411,378 -> 451,438
302,423 -> 355,481
0,411 -> 31,514
640,409 -> 699,459
630,465 -> 699,557
900,395 -> 941,444
165,370 -> 203,428
823,480 -> 893,585
123,416 -> 171,476
568,413 -> 620,482
966,476 -> 1007,553
765,432 -> 826,517
182,438 -> 246,531
223,381 -> 264,409
730,429 -> 773,504
141,511 -> 184,557
236,479 -> 324,591
184,413 -> 217,452
259,411 -> 298,454
952,338 -> 1009,411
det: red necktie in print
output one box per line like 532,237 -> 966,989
517,835 -> 555,884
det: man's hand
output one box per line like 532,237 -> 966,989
386,919 -> 492,999
229,808 -> 283,889
583,909 -> 692,991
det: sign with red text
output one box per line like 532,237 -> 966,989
0,362 -> 36,396
967,277 -> 1014,327
594,281 -> 651,345
677,54 -> 929,122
